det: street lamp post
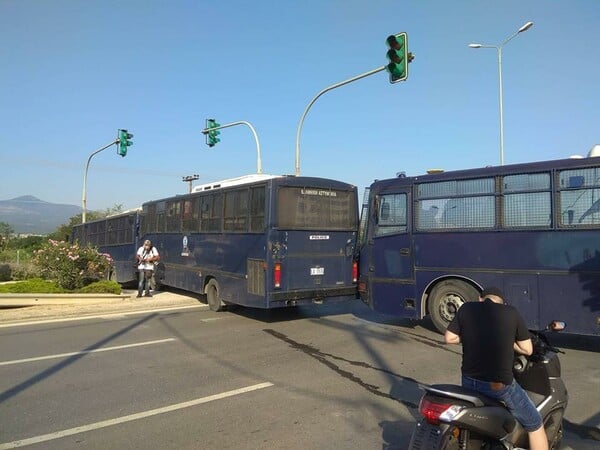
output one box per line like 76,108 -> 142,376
469,21 -> 533,166
82,139 -> 119,223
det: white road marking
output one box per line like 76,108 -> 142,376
0,304 -> 207,328
0,338 -> 177,366
0,382 -> 274,449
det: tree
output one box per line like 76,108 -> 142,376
0,222 -> 13,250
0,221 -> 13,238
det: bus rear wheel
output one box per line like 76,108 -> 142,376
206,279 -> 224,312
428,280 -> 479,333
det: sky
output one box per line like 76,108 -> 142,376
1,0 -> 599,212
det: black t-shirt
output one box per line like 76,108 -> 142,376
447,299 -> 530,385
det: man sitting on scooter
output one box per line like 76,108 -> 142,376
444,286 -> 549,450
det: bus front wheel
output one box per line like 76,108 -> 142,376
206,279 -> 224,312
427,280 -> 479,333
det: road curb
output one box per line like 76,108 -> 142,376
0,293 -> 131,307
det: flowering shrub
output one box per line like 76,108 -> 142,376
33,240 -> 113,290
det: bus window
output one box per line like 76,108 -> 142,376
209,194 -> 223,232
375,193 -> 407,235
277,187 -> 356,230
166,201 -> 182,232
417,178 -> 495,230
156,201 -> 166,233
502,173 -> 551,228
417,202 -> 441,230
199,194 -> 222,232
559,167 -> 600,226
249,186 -> 266,232
182,199 -> 198,232
224,189 -> 248,232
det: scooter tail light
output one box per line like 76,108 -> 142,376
419,398 -> 464,425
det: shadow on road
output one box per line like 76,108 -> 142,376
0,314 -> 157,404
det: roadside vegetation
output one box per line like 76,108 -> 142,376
0,205 -> 124,294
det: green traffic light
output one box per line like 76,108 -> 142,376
386,32 -> 409,83
118,129 -> 133,156
206,119 -> 221,147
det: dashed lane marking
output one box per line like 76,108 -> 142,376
0,338 -> 177,366
0,382 -> 274,449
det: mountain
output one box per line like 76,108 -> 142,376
0,196 -> 81,235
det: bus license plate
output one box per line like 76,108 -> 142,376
310,267 -> 324,276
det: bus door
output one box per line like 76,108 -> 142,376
367,190 -> 416,316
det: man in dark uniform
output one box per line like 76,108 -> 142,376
444,286 -> 548,450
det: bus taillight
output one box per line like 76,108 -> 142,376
352,260 -> 358,284
274,263 -> 281,289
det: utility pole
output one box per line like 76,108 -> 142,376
182,174 -> 199,193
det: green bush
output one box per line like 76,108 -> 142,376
79,280 -> 121,294
0,278 -> 64,293
32,239 -> 113,290
9,262 -> 39,281
0,279 -> 121,294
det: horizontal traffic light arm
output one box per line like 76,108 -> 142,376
200,120 -> 263,174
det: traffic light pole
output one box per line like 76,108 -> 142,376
295,65 -> 386,177
81,139 -> 119,224
201,120 -> 262,174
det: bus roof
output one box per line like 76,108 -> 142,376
107,207 -> 142,217
372,155 -> 600,189
191,174 -> 281,192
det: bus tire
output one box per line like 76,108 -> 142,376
206,279 -> 224,312
427,279 -> 479,334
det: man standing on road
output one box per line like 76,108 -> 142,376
444,286 -> 548,450
136,240 -> 160,298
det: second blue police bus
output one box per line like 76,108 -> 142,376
358,155 -> 600,336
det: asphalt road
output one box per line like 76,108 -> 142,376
0,295 -> 598,449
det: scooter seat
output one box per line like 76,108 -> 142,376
426,384 -> 506,408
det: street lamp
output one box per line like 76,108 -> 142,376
182,174 -> 199,193
469,21 -> 533,166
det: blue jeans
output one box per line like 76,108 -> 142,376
138,270 -> 152,294
462,375 -> 543,432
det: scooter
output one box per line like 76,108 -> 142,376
408,321 -> 568,450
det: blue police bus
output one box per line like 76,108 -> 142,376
137,174 -> 358,310
358,154 -> 600,336
72,208 -> 142,285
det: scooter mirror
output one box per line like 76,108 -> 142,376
549,320 -> 566,331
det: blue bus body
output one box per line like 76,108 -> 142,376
358,157 -> 600,336
140,174 -> 358,310
71,209 -> 141,284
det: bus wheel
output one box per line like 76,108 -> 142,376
206,279 -> 224,312
428,280 -> 478,333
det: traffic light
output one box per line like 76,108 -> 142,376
118,129 -> 133,156
386,32 -> 409,83
206,119 -> 221,147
